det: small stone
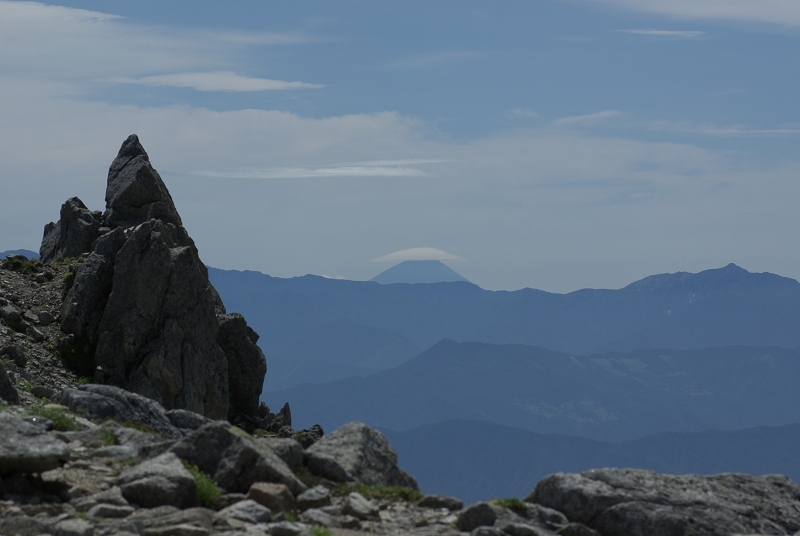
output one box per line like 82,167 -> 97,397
38,311 -> 55,326
296,484 -> 332,510
214,499 -> 271,527
247,482 -> 296,513
300,508 -> 339,527
143,524 -> 209,536
53,517 -> 95,536
213,493 -> 247,510
418,494 -> 463,511
341,491 -> 378,520
339,515 -> 362,529
87,503 -> 136,518
471,527 -> 505,536
26,325 -> 46,341
264,521 -> 308,536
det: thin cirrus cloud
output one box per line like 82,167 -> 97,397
553,110 -> 624,126
193,159 -> 449,179
371,248 -> 465,263
649,120 -> 800,136
109,71 -> 325,92
618,29 -> 706,38
584,0 -> 800,26
385,50 -> 492,70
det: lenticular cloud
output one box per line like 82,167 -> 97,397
372,247 -> 464,263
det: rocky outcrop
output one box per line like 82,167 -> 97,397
41,134 -> 266,422
528,468 -> 800,536
39,197 -> 103,264
305,421 -> 419,489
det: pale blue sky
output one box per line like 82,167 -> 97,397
1,1 -> 798,291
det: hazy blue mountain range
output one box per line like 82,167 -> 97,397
264,342 -> 800,442
370,260 -> 470,284
208,263 -> 800,390
381,420 -> 800,504
1,249 -> 39,259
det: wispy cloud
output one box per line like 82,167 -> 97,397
194,159 -> 448,179
618,29 -> 706,38
385,51 -> 491,69
553,110 -> 624,126
650,120 -> 800,136
109,71 -> 324,92
372,248 -> 464,263
585,0 -> 800,27
509,108 -> 539,119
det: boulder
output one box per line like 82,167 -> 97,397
218,312 -> 267,422
296,484 -> 332,510
528,468 -> 800,536
418,495 -> 463,511
0,412 -> 70,474
258,437 -> 304,469
247,482 -> 297,513
117,452 -> 198,509
213,499 -> 272,529
169,420 -> 306,495
342,491 -> 379,520
0,359 -> 20,404
56,384 -> 182,439
39,197 -> 102,263
456,503 -> 499,532
304,421 -> 418,489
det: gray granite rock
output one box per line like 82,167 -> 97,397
529,468 -> 800,536
0,358 -> 20,404
217,312 -> 266,422
305,421 -> 417,489
39,197 -> 102,264
0,412 -> 69,474
56,384 -> 181,439
214,499 -> 271,528
342,491 -> 378,520
258,437 -> 304,469
418,495 -> 463,511
296,484 -> 332,510
169,421 -> 306,495
456,502 -> 499,532
117,452 -> 198,509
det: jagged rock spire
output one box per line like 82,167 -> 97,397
104,133 -> 182,229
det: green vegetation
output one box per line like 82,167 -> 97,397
2,257 -> 38,275
26,402 -> 81,431
102,428 -> 118,446
283,511 -> 297,522
18,379 -> 34,393
183,461 -> 220,509
78,376 -> 92,385
310,526 -> 332,536
62,270 -> 75,283
335,483 -> 424,502
253,428 -> 275,437
491,497 -> 527,512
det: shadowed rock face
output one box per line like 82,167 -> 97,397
43,134 -> 265,421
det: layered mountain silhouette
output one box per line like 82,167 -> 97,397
208,263 -> 800,390
264,342 -> 800,441
370,260 -> 470,284
381,420 -> 800,503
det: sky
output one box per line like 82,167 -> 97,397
1,0 -> 798,292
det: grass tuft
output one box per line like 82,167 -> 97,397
310,526 -> 332,536
26,402 -> 81,431
335,483 -> 424,502
491,497 -> 527,512
183,460 -> 220,509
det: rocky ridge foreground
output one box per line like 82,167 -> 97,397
2,135 -> 800,535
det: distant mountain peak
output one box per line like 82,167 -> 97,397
370,260 -> 471,285
623,263 -> 797,292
